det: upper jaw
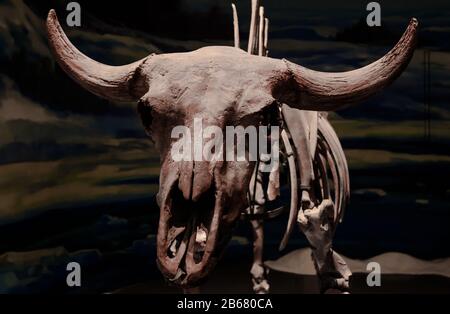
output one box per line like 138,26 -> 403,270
156,181 -> 226,287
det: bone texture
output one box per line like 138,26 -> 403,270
47,11 -> 417,112
279,19 -> 418,111
46,9 -> 149,102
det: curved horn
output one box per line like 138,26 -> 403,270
277,18 -> 418,111
46,10 -> 149,102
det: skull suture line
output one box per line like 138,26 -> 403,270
46,4 -> 417,292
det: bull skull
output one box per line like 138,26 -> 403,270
46,8 -> 417,288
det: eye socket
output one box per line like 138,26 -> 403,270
259,102 -> 280,126
237,101 -> 280,129
137,100 -> 154,139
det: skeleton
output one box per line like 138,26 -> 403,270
46,0 -> 417,293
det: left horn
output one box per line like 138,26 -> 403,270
276,18 -> 418,111
46,9 -> 149,103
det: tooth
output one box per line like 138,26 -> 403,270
195,225 -> 208,248
169,239 -> 178,256
167,226 -> 185,257
169,268 -> 186,282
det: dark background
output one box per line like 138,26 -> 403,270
0,0 -> 449,293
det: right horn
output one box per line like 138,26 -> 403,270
46,9 -> 150,103
277,18 -> 418,111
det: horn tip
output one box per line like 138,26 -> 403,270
47,9 -> 57,21
410,17 -> 419,28
47,9 -> 59,31
46,9 -> 61,40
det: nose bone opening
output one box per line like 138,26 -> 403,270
166,184 -> 216,265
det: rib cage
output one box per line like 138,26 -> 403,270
315,116 -> 350,224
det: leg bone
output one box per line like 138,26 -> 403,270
298,200 -> 351,293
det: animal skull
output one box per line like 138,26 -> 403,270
46,9 -> 417,288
